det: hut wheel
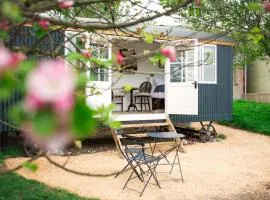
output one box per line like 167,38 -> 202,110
199,122 -> 217,143
24,139 -> 41,157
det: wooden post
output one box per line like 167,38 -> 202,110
110,128 -> 124,158
166,116 -> 186,153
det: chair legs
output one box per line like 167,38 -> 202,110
135,96 -> 151,111
122,160 -> 162,197
113,96 -> 124,112
169,146 -> 184,183
140,162 -> 161,196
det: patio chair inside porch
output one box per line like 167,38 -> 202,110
112,89 -> 125,112
134,81 -> 152,111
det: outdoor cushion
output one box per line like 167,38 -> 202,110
135,92 -> 151,97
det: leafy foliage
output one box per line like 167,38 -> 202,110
23,162 -> 39,172
71,99 -> 97,138
0,172 -> 96,200
0,1 -> 22,22
219,100 -> 270,136
32,110 -> 57,137
0,0 -> 195,152
180,0 -> 270,65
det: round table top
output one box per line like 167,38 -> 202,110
147,132 -> 185,139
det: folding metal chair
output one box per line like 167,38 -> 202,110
120,138 -> 162,196
114,130 -> 146,182
115,131 -> 184,196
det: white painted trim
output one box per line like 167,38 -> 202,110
199,44 -> 217,84
165,39 -> 199,115
112,113 -> 167,122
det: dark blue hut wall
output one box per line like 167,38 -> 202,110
170,45 -> 233,123
0,26 -> 65,133
8,26 -> 65,57
0,91 -> 22,133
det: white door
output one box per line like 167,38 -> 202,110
165,39 -> 199,115
85,40 -> 112,109
65,31 -> 111,109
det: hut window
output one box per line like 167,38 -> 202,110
198,45 -> 217,84
89,43 -> 109,82
65,32 -> 110,82
170,49 -> 195,83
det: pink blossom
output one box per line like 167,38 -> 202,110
0,45 -> 26,73
45,131 -> 72,153
26,59 -> 76,113
195,0 -> 202,7
160,46 -> 176,62
38,19 -> 50,31
53,95 -> 74,113
57,0 -> 74,9
10,52 -> 26,68
116,51 -> 124,64
25,92 -> 45,112
23,123 -> 72,153
81,49 -> 92,59
0,20 -> 9,31
264,2 -> 270,12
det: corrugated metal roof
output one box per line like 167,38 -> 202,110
130,25 -> 233,42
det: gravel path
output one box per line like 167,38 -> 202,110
5,123 -> 270,200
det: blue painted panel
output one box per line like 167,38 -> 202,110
0,27 -> 65,133
170,45 -> 233,123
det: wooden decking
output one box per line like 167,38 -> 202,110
111,117 -> 186,154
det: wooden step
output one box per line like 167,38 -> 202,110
121,122 -> 170,128
111,117 -> 186,155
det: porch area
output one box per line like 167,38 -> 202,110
111,40 -> 166,115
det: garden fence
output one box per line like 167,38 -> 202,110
242,93 -> 270,103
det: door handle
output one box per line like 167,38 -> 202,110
192,81 -> 198,89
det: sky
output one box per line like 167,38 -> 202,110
130,0 -> 180,26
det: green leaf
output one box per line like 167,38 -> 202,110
9,103 -> 25,126
67,52 -> 84,61
0,30 -> 8,40
123,84 -> 133,93
71,100 -> 97,138
23,162 -> 38,172
76,73 -> 87,89
251,27 -> 261,33
0,72 -> 17,99
17,60 -> 36,79
149,53 -> 167,66
108,120 -> 121,129
33,25 -> 48,39
247,3 -> 263,12
142,32 -> 154,44
1,1 -> 22,22
94,104 -> 121,128
32,111 -> 57,137
90,58 -> 112,68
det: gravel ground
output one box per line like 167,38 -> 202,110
5,123 -> 270,200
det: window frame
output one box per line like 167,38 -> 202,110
64,31 -> 110,83
199,44 -> 217,84
88,42 -> 110,82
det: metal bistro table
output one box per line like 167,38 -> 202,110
127,87 -> 139,111
147,132 -> 185,181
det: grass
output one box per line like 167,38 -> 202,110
219,100 -> 270,136
0,146 -> 98,200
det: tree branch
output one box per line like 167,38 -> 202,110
21,0 -> 193,30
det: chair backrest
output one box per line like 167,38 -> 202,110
111,90 -> 114,101
139,81 -> 152,93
